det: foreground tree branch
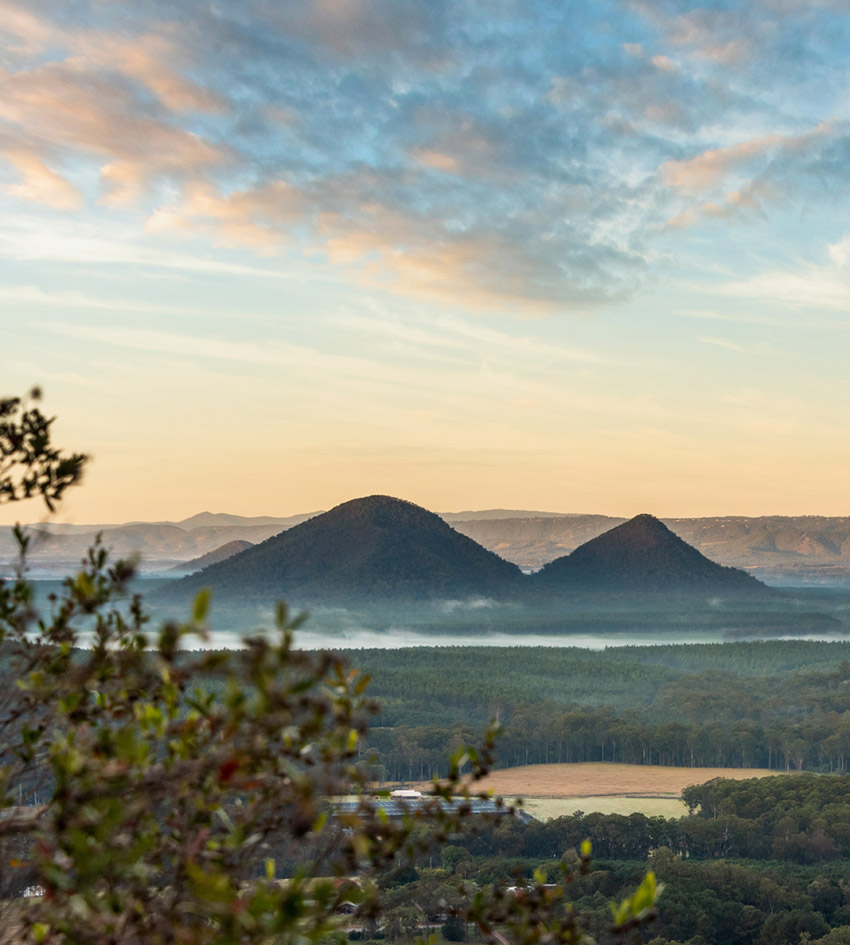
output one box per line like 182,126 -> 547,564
0,391 -> 658,945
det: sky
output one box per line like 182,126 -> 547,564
3,0 -> 850,523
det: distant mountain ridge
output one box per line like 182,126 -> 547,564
0,512 -> 319,570
7,505 -> 850,585
440,508 -> 577,522
451,514 -> 850,582
532,514 -> 765,595
168,540 -> 254,574
173,512 -> 316,529
156,502 -> 768,612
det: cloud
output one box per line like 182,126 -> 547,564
0,60 -> 229,206
704,235 -> 850,311
0,285 -> 181,313
662,135 -> 785,195
147,180 -> 306,251
666,178 -> 774,229
1,148 -> 81,209
0,0 -> 222,113
1,0 -> 849,313
698,336 -> 746,352
661,123 -> 839,227
0,212 -> 300,279
651,54 -> 677,72
0,1 -> 230,211
337,311 -> 614,366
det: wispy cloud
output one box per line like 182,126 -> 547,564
0,284 -> 201,313
0,214 -> 296,278
698,335 -> 746,352
706,236 -> 850,311
337,311 -> 615,366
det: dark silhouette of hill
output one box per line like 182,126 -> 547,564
532,513 -> 768,595
164,495 -> 524,604
168,540 -> 254,574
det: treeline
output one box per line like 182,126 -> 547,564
348,642 -> 850,777
370,774 -> 850,945
364,705 -> 850,780
448,775 -> 850,865
355,640 -> 850,722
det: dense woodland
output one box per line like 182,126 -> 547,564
347,642 -> 850,779
363,774 -> 850,944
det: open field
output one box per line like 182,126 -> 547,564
518,795 -> 690,819
415,763 -> 780,820
459,762 -> 779,797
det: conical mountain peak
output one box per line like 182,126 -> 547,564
167,494 -> 524,604
320,495 -> 440,528
533,512 -> 764,594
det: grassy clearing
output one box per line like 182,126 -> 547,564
458,762 -> 778,798
412,763 -> 780,819
516,795 -> 689,820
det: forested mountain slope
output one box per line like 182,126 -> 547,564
162,495 -> 525,604
531,514 -> 767,595
452,513 -> 850,582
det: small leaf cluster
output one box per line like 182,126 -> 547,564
0,391 -> 87,512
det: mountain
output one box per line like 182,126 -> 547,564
451,514 -> 622,569
164,495 -> 525,604
174,511 -> 319,529
449,514 -> 850,583
168,540 -> 254,574
0,521 -> 312,570
440,508 -> 576,522
531,513 -> 767,594
11,506 -> 850,586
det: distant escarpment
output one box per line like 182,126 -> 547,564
531,513 -> 768,595
162,495 -> 525,605
168,540 -> 254,574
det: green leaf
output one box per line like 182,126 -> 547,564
193,588 -> 211,623
33,924 -> 50,944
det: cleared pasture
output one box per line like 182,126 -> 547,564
518,795 -> 689,820
460,762 -> 778,798
415,763 -> 781,820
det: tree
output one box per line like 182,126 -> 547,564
0,391 -> 658,944
0,389 -> 87,511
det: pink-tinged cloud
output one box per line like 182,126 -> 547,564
0,6 -> 50,55
77,34 -> 225,115
0,1 -> 222,114
411,149 -> 459,172
632,4 -> 753,66
1,148 -> 81,210
667,179 -> 774,229
147,181 -> 307,251
662,135 -> 784,194
407,118 -> 498,179
661,122 -> 835,201
650,55 -> 676,72
319,212 -> 573,313
0,59 -> 229,206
